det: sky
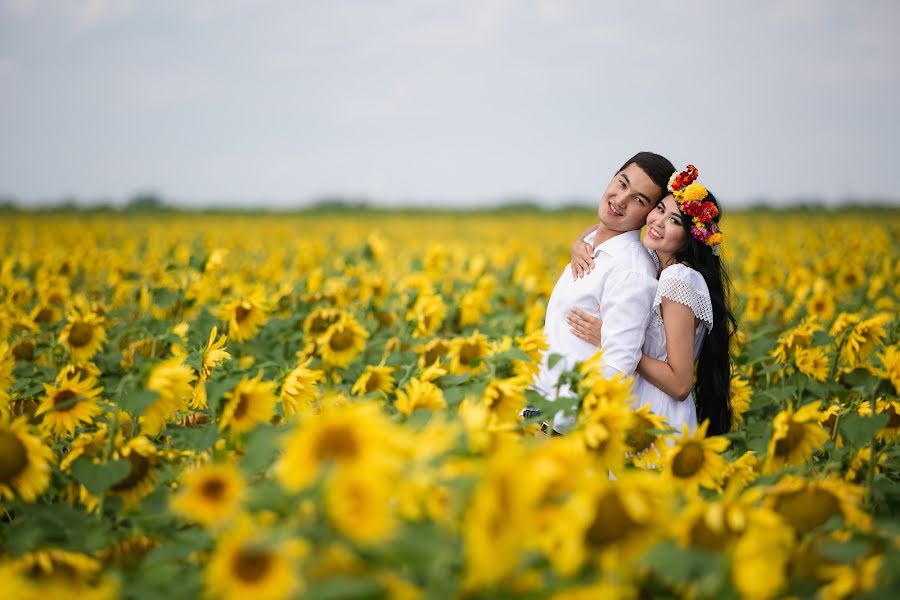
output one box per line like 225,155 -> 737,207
1,0 -> 899,208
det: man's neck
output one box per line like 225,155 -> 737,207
593,222 -> 636,246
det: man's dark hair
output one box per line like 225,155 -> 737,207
617,151 -> 675,204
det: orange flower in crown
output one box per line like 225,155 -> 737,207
667,165 -> 724,255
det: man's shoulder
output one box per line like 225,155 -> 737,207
608,238 -> 658,278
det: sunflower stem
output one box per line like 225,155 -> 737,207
864,391 -> 879,510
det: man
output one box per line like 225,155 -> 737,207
531,151 -> 674,432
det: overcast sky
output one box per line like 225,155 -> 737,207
1,0 -> 898,208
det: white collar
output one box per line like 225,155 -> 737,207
586,229 -> 642,258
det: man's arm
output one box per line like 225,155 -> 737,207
597,270 -> 656,378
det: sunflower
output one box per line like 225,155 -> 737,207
764,475 -> 869,534
482,376 -> 526,425
764,401 -> 830,473
840,312 -> 893,369
351,365 -> 396,397
141,357 -> 196,436
447,330 -> 490,375
171,462 -> 245,528
771,316 -> 820,364
458,288 -> 489,327
806,288 -> 836,322
108,435 -> 159,508
675,494 -> 783,552
55,361 -> 101,384
828,311 -> 861,338
816,555 -> 882,600
302,306 -> 342,338
325,466 -> 396,544
568,472 -> 669,573
219,373 -> 277,435
462,447 -> 539,590
730,375 -> 752,428
625,403 -> 670,468
415,338 -> 449,369
513,330 -> 547,379
407,293 -> 446,338
217,287 -> 270,342
0,342 -> 13,407
36,374 -> 103,437
278,359 -> 324,418
394,377 -> 446,416
200,326 -> 232,379
205,518 -> 306,600
872,344 -> 900,394
317,314 -> 368,369
730,521 -> 793,600
9,548 -> 118,600
274,403 -> 400,492
58,309 -> 107,362
663,421 -> 730,492
0,416 -> 54,503
575,393 -> 634,472
794,347 -> 829,381
721,450 -> 761,492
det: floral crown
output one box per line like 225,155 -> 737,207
667,164 -> 723,255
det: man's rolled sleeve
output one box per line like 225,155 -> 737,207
597,270 -> 656,378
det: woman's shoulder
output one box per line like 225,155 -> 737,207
659,262 -> 705,288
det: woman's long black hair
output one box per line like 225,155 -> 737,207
670,190 -> 736,436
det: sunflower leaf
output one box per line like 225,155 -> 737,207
839,413 -> 889,447
118,389 -> 159,416
71,458 -> 131,496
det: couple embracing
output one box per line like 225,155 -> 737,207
531,152 -> 736,437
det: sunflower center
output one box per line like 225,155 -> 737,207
672,441 -> 706,477
233,393 -> 250,420
773,487 -> 840,534
53,389 -> 79,411
232,548 -> 273,583
110,453 -> 151,492
235,304 -> 252,324
627,418 -> 655,454
0,430 -> 29,484
887,406 -> 900,429
308,314 -> 335,335
688,515 -> 730,551
773,422 -> 806,458
365,374 -> 382,393
314,424 -> 360,461
584,491 -> 633,549
68,322 -> 95,348
423,342 -> 448,366
35,307 -> 56,323
459,342 -> 480,365
200,477 -> 227,501
13,339 -> 35,361
329,329 -> 355,351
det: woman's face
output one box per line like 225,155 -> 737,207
643,194 -> 687,255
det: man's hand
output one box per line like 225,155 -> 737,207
567,305 -> 603,346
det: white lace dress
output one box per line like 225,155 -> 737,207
632,262 -> 713,434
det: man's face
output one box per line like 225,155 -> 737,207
597,162 -> 662,232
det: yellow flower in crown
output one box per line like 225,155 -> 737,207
667,164 -> 724,254
683,182 -> 708,203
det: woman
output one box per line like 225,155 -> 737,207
566,165 -> 736,435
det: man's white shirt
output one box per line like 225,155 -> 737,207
533,229 -> 658,431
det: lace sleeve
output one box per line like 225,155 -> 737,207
650,266 -> 713,332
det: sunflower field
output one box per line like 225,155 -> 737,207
1,208 -> 899,600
